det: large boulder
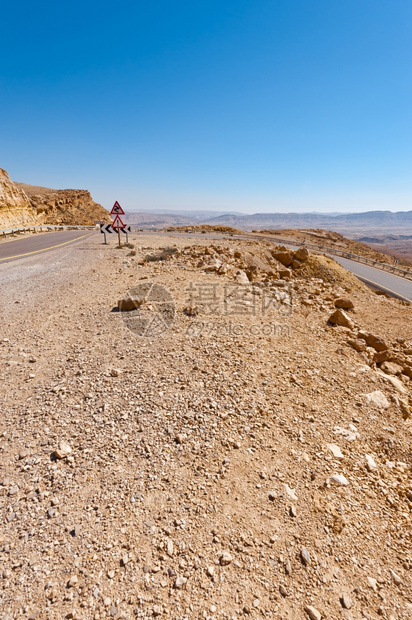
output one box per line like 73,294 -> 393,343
358,332 -> 389,352
294,247 -> 309,261
272,250 -> 293,267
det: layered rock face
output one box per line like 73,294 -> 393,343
0,168 -> 39,228
16,183 -> 110,226
0,168 -> 111,227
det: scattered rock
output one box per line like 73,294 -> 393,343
340,593 -> 353,609
174,575 -> 187,589
219,551 -> 233,566
330,474 -> 349,486
300,547 -> 311,566
364,390 -> 390,410
283,484 -> 298,501
334,297 -> 354,310
327,444 -> 344,459
294,247 -> 309,261
328,309 -> 354,329
304,604 -> 322,620
54,441 -> 72,459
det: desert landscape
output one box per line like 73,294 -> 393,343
0,226 -> 411,620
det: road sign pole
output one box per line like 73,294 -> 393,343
118,228 -> 121,247
104,232 -> 107,245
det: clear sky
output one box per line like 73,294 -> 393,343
1,0 -> 411,213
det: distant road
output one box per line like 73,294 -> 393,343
0,230 -> 96,264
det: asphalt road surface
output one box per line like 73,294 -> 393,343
0,230 -> 96,264
332,255 -> 412,302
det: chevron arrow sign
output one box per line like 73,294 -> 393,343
100,224 -> 114,233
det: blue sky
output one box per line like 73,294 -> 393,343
1,0 -> 411,213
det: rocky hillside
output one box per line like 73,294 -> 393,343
0,168 -> 39,228
16,182 -> 110,226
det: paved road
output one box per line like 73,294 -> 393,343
157,231 -> 412,303
332,255 -> 412,302
0,230 -> 96,264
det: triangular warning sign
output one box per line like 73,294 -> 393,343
110,201 -> 125,215
112,215 -> 125,229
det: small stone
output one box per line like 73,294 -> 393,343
304,605 -> 322,620
367,576 -> 377,590
210,605 -> 217,613
365,454 -> 377,471
285,560 -> 292,575
73,524 -> 81,537
364,390 -> 390,410
55,440 -> 72,459
268,491 -> 277,501
107,570 -> 115,579
330,474 -> 349,486
167,539 -> 174,556
153,605 -> 162,617
103,597 -> 111,606
109,606 -> 118,617
174,575 -> 187,589
219,551 -> 233,566
252,599 -> 260,608
175,434 -> 184,445
206,566 -> 215,577
283,484 -> 297,501
110,368 -> 122,377
8,486 -> 18,496
68,575 -> 78,587
340,593 -> 353,609
300,547 -> 311,566
327,444 -> 344,460
279,585 -> 288,597
389,569 -> 402,585
47,508 -> 56,518
289,505 -> 297,517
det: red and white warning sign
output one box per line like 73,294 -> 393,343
112,215 -> 125,229
110,201 -> 125,215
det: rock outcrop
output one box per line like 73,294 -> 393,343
0,167 -> 111,228
15,182 -> 110,226
0,168 -> 39,228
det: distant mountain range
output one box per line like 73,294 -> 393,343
124,209 -> 412,235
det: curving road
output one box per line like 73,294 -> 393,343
0,230 -> 96,264
331,255 -> 412,302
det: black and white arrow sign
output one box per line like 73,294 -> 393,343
100,224 -> 131,234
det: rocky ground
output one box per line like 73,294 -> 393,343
0,232 -> 411,620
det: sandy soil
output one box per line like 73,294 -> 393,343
0,233 -> 411,620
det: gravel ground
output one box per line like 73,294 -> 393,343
0,233 -> 411,620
